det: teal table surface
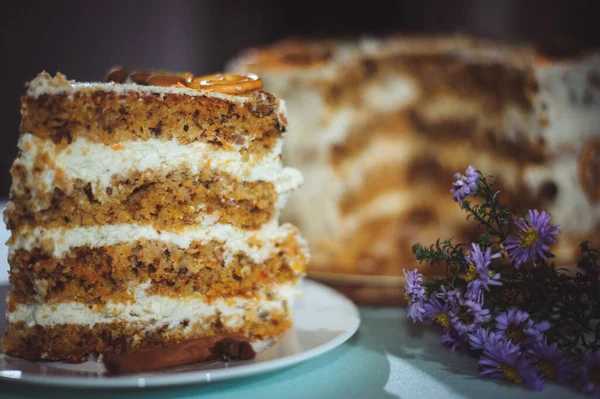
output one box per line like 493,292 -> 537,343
0,307 -> 583,399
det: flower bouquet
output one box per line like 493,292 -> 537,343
405,166 -> 600,394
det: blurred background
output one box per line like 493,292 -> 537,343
1,0 -> 599,197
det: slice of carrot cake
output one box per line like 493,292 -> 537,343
2,70 -> 308,363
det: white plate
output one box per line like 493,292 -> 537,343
0,280 -> 360,388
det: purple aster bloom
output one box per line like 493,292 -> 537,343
479,339 -> 543,391
403,269 -> 427,323
403,268 -> 425,301
451,165 -> 480,203
407,299 -> 426,323
464,243 -> 502,292
465,280 -> 487,303
505,210 -> 560,268
495,309 -> 549,344
423,296 -> 451,328
581,350 -> 600,396
468,327 -> 498,351
528,340 -> 574,383
465,280 -> 483,301
435,285 -> 462,304
449,294 -> 491,335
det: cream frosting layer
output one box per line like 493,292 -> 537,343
339,136 -> 421,192
362,74 -> 419,112
10,220 -> 303,265
341,190 -> 409,234
531,61 -> 600,154
14,133 -> 303,207
8,280 -> 299,330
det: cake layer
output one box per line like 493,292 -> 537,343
8,230 -> 306,304
22,73 -> 287,151
334,54 -> 598,158
9,133 -> 302,215
3,316 -> 291,363
7,164 -> 280,231
335,106 -> 546,164
3,282 -> 295,362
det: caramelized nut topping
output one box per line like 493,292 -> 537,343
193,73 -> 263,94
106,67 -> 128,83
580,139 -> 600,201
105,68 -> 263,94
129,71 -> 154,84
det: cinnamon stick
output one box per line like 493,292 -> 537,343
103,335 -> 256,375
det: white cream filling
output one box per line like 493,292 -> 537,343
532,61 -> 600,154
339,136 -> 421,192
419,96 -> 481,122
8,281 -> 299,330
15,133 -> 303,200
280,103 -> 354,243
341,190 -> 411,234
10,220 -> 299,264
362,74 -> 419,112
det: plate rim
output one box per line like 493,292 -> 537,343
0,279 -> 360,389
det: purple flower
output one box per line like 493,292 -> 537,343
403,268 -> 425,301
407,300 -> 426,322
435,285 -> 461,304
581,350 -> 600,396
449,295 -> 491,335
505,210 -> 560,268
464,243 -> 502,292
495,309 -> 549,345
479,339 -> 543,391
403,269 -> 426,322
423,297 -> 451,328
528,340 -> 574,383
465,280 -> 482,301
465,280 -> 486,303
451,165 -> 480,203
468,327 -> 498,351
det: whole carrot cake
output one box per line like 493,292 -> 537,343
231,36 -> 600,279
2,71 -> 308,362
